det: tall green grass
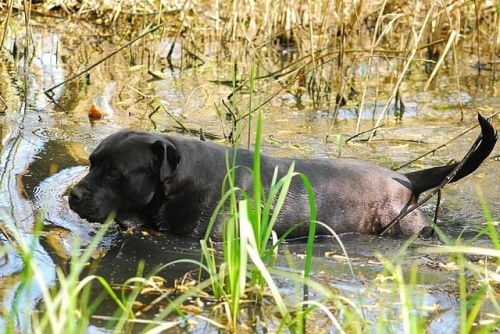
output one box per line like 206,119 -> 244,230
198,107 -> 319,331
418,189 -> 500,333
1,214 -> 130,333
1,211 -> 213,333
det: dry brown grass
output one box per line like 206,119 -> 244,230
1,0 -> 499,131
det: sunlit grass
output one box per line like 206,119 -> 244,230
418,189 -> 500,333
1,214 -> 129,333
198,103 -> 319,331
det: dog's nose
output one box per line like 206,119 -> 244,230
69,185 -> 88,203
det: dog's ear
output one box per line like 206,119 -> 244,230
153,140 -> 180,183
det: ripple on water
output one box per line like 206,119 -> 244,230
33,166 -> 119,250
31,127 -> 94,142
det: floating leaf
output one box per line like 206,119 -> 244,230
89,103 -> 104,119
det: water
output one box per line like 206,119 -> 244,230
0,17 -> 499,332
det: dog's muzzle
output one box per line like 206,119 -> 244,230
68,183 -> 103,221
68,184 -> 91,205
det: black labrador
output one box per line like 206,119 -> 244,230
69,114 -> 497,240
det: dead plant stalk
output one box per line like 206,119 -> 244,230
369,2 -> 435,141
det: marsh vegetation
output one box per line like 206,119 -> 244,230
0,0 -> 499,332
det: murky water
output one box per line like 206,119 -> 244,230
0,17 -> 499,332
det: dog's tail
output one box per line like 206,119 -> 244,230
405,113 -> 497,196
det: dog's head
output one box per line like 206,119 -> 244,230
69,130 -> 180,223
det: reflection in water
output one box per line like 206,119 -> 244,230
0,28 -> 85,332
87,232 -> 203,285
0,124 -> 56,331
34,166 -> 120,253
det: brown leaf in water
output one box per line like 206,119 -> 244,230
88,103 -> 105,119
50,163 -> 59,175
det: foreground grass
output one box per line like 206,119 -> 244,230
1,192 -> 499,333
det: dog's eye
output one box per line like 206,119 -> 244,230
105,169 -> 121,179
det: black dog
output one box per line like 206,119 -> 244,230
69,114 -> 497,240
